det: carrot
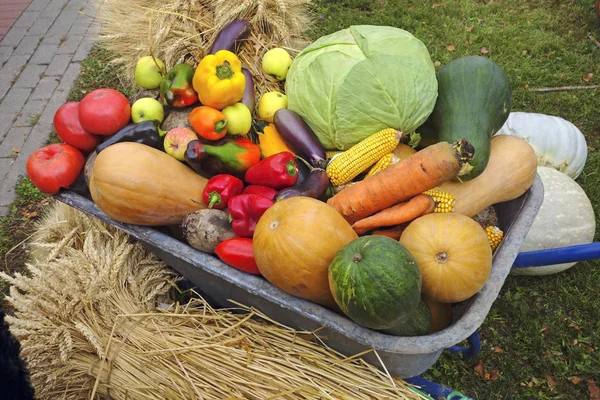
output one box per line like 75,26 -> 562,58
327,139 -> 474,224
371,224 -> 407,240
352,194 -> 435,235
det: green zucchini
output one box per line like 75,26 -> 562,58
420,56 -> 512,180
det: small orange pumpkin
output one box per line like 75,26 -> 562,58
400,213 -> 492,303
423,296 -> 453,333
253,197 -> 358,307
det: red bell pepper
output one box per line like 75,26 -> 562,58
159,64 -> 199,108
202,174 -> 244,209
244,151 -> 299,190
228,194 -> 273,237
214,237 -> 260,275
242,185 -> 278,201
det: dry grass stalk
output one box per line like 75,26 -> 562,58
94,0 -> 312,98
0,201 -> 178,399
1,201 -> 426,399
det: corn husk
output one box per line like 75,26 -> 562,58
93,0 -> 313,99
1,201 -> 428,399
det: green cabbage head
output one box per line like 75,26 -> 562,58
285,25 -> 438,150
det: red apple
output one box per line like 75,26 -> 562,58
26,143 -> 85,194
78,88 -> 131,136
53,102 -> 101,152
164,127 -> 197,161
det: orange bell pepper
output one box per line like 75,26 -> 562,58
189,106 -> 228,141
193,50 -> 246,110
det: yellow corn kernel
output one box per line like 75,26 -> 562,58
364,153 -> 395,179
326,128 -> 401,186
326,150 -> 343,159
423,189 -> 455,213
485,225 -> 504,252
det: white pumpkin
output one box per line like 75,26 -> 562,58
495,112 -> 588,179
511,166 -> 596,276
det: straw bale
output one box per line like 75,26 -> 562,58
94,0 -> 312,99
1,201 -> 427,399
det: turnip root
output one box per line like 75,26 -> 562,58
181,209 -> 236,253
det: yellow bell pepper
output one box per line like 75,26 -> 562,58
256,121 -> 295,158
193,50 -> 246,110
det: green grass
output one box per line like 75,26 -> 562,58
311,1 -> 600,398
0,178 -> 49,289
68,45 -> 134,102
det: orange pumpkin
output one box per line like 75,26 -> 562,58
400,213 -> 492,303
423,296 -> 453,333
253,197 -> 358,307
89,142 -> 208,226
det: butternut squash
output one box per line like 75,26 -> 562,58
89,143 -> 208,225
439,135 -> 537,217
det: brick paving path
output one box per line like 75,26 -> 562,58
0,0 -> 33,40
0,0 -> 98,216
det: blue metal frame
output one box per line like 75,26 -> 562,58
446,331 -> 481,359
512,242 -> 600,268
405,376 -> 473,399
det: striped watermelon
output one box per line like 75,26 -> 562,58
328,235 -> 422,330
381,299 -> 432,337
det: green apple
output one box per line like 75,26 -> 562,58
222,102 -> 252,135
163,127 -> 197,161
131,97 -> 165,124
258,91 -> 288,123
135,56 -> 165,89
262,48 -> 293,81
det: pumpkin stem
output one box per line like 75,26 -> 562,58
435,251 -> 449,264
352,253 -> 362,263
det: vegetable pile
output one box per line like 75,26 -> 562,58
26,21 -> 589,337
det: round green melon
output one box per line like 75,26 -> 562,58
381,299 -> 432,337
328,235 -> 422,330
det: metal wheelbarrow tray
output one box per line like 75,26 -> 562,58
55,174 -> 544,378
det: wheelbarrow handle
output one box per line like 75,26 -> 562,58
512,242 -> 600,268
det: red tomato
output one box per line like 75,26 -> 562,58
53,102 -> 101,152
78,88 -> 131,136
26,143 -> 85,194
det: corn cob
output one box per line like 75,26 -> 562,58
485,226 -> 504,251
364,153 -> 395,179
423,189 -> 455,213
325,150 -> 343,160
326,128 -> 401,186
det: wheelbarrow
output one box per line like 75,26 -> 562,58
55,173 -> 545,398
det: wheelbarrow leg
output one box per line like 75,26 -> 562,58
446,331 -> 481,359
405,376 -> 473,399
405,332 -> 481,399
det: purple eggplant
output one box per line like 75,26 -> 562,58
209,20 -> 251,54
275,167 -> 330,201
273,109 -> 327,169
241,68 -> 255,114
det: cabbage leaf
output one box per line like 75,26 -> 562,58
286,25 -> 438,150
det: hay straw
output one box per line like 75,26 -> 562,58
1,201 -> 427,399
94,0 -> 313,98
